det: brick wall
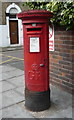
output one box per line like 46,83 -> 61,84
49,26 -> 74,94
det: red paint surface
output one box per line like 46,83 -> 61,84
17,10 -> 53,92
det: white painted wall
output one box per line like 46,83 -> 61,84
0,25 -> 9,47
0,24 -> 23,47
18,19 -> 23,45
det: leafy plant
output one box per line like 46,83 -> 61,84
24,1 -> 74,30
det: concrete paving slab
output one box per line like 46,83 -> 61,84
4,69 -> 24,79
1,69 -> 24,81
14,86 -> 25,97
7,61 -> 24,70
44,106 -> 72,118
7,75 -> 25,87
0,81 -> 2,93
1,81 -> 16,92
0,73 -> 2,82
72,107 -> 74,119
0,110 -> 2,120
2,65 -> 17,73
0,72 -> 9,81
2,89 -> 24,109
0,65 -> 2,74
0,93 -> 2,110
20,102 -> 72,119
18,101 -> 72,119
2,104 -> 34,118
19,101 -> 60,118
50,85 -> 72,110
0,64 -> 18,81
48,106 -> 72,118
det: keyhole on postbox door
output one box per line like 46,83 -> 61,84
40,64 -> 45,67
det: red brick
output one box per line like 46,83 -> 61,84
49,27 -> 73,94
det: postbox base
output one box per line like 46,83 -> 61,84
25,88 -> 50,111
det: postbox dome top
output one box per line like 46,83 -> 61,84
17,10 -> 53,19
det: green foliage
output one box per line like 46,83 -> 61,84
46,1 -> 74,30
25,2 -> 48,10
24,1 -> 74,30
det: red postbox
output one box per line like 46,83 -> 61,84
17,10 -> 53,111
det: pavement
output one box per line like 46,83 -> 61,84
0,47 -> 73,119
0,45 -> 23,52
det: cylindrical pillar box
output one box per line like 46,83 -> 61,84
17,10 -> 53,111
